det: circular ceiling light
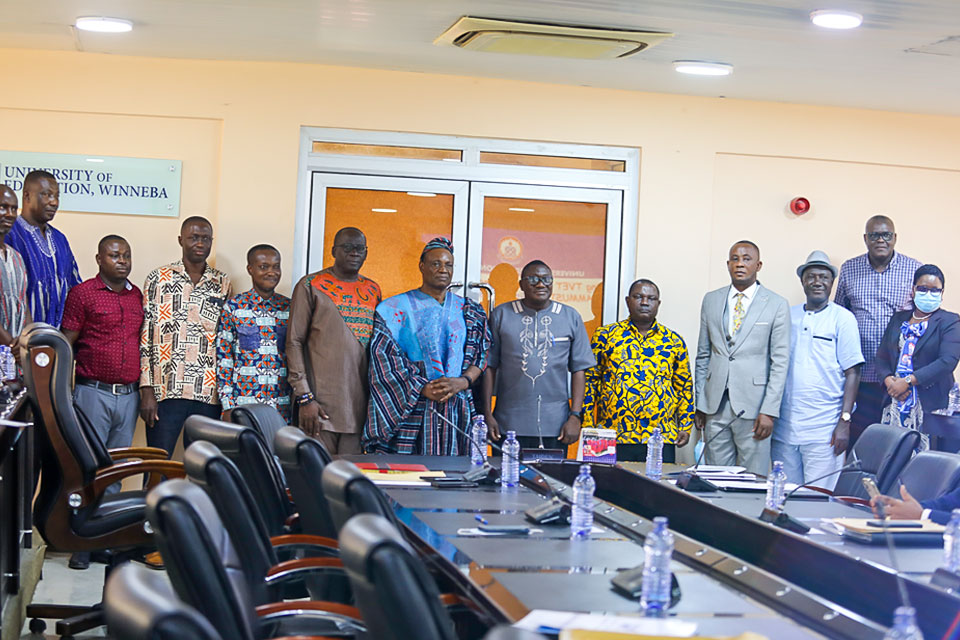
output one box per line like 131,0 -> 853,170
75,17 -> 134,33
810,10 -> 863,29
673,61 -> 733,76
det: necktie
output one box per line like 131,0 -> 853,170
732,293 -> 746,335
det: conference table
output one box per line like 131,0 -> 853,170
347,454 -> 896,639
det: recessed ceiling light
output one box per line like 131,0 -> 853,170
810,10 -> 863,29
673,61 -> 733,76
85,158 -> 104,163
407,192 -> 437,197
371,208 -> 397,213
508,207 -> 536,212
75,17 -> 134,33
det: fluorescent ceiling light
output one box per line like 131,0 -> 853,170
441,158 -> 460,162
673,61 -> 733,76
75,17 -> 133,33
85,158 -> 104,163
810,10 -> 863,29
371,208 -> 397,213
508,207 -> 536,212
407,192 -> 437,197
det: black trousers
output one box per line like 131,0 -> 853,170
849,380 -> 884,451
616,443 -> 677,463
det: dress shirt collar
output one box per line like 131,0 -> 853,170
728,281 -> 759,303
859,250 -> 901,274
170,259 -> 216,284
96,275 -> 133,291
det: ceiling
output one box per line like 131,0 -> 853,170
4,0 -> 960,115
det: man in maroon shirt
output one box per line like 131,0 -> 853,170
61,235 -> 143,569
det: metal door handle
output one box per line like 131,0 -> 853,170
446,282 -> 464,292
469,281 -> 495,312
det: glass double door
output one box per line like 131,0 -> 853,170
306,173 -> 624,327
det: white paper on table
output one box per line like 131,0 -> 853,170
514,610 -> 696,636
713,479 -> 768,491
693,465 -> 747,474
367,479 -> 430,487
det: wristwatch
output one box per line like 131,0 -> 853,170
569,409 -> 583,421
840,411 -> 852,422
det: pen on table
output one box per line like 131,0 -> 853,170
475,514 -> 489,525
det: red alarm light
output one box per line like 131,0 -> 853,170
790,197 -> 810,216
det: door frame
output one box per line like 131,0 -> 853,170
295,127 -> 639,322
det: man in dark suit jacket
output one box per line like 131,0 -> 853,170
695,240 -> 791,475
872,484 -> 960,525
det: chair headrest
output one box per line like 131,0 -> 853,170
105,563 -> 221,640
339,513 -> 414,582
274,426 -> 332,467
183,441 -> 228,485
184,416 -> 248,454
230,404 -> 287,453
322,459 -> 367,504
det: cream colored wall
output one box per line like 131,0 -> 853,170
2,47 -> 960,461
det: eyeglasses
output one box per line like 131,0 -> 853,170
522,275 -> 553,286
335,243 -> 368,254
866,231 -> 894,242
916,286 -> 943,294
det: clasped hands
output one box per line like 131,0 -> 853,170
422,376 -> 471,403
884,375 -> 912,403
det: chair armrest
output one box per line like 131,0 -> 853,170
109,446 -> 169,461
833,495 -> 871,507
270,533 -> 339,556
264,557 -> 345,586
80,460 -> 185,506
256,600 -> 365,637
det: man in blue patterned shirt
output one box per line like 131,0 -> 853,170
217,244 -> 291,421
834,215 -> 921,448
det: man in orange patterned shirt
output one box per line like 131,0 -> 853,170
139,216 -> 233,456
287,227 -> 381,454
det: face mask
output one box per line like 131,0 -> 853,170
914,290 -> 942,313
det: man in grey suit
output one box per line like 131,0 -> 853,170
694,240 -> 791,475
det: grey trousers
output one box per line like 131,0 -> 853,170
703,394 -> 771,475
74,383 -> 139,493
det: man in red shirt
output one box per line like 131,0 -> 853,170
61,235 -> 143,569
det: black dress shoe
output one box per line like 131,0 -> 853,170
90,550 -> 114,564
68,551 -> 90,570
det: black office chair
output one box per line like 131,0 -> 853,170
230,404 -> 288,454
339,513 -> 457,640
834,423 -> 920,498
274,427 -> 339,541
894,451 -> 960,502
21,323 -> 184,638
184,415 -> 295,535
105,563 -> 221,640
321,459 -> 401,534
183,440 -> 346,604
146,478 -> 365,639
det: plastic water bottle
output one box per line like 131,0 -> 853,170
570,464 -> 596,538
501,431 -> 520,488
645,427 -> 664,481
765,460 -> 787,510
470,415 -> 487,466
944,509 -> 960,573
0,345 -> 14,381
884,606 -> 924,639
640,516 -> 674,617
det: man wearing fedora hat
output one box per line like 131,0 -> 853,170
773,251 -> 863,490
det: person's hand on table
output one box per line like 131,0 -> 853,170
870,485 -> 923,520
752,414 -> 774,440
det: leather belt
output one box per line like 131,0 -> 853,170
76,376 -> 138,395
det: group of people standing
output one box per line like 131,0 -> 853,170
1,170 -> 956,530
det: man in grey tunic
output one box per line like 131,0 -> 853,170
481,260 -> 596,451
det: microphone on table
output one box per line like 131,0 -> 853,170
872,499 -> 916,627
675,409 -> 745,492
431,409 -> 573,525
758,459 -> 862,534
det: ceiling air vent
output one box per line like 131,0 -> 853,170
435,16 -> 673,60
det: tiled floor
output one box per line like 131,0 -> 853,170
20,552 -> 115,639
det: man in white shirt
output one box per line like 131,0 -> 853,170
774,251 -> 863,490
695,240 -> 791,475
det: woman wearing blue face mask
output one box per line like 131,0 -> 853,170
876,264 -> 960,431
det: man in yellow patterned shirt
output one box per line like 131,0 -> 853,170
582,279 -> 694,462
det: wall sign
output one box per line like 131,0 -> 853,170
0,151 -> 182,217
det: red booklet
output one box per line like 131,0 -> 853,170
355,462 -> 430,472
